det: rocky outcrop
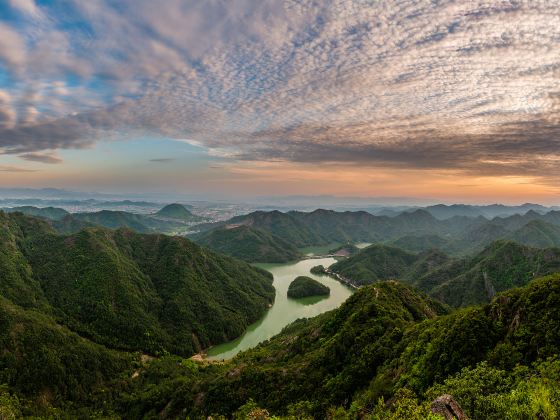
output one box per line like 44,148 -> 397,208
431,394 -> 468,420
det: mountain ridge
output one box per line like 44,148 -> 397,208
0,211 -> 275,357
330,240 -> 560,307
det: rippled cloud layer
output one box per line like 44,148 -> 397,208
0,0 -> 559,184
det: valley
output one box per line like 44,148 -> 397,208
4,3 -> 560,418
207,257 -> 353,360
2,203 -> 560,419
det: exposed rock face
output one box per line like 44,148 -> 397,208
431,394 -> 468,420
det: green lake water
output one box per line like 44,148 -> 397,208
206,256 -> 354,360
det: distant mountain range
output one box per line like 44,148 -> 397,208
11,204 -> 560,261
422,203 -> 553,219
3,203 -> 204,235
2,205 -> 70,221
192,225 -> 302,263
192,208 -> 560,256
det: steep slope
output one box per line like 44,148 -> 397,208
329,244 -> 418,285
416,241 -> 560,307
393,273 -> 560,393
0,212 -> 50,308
51,214 -> 95,234
505,219 -> 560,248
193,225 -> 302,263
227,210 -> 327,247
0,296 -> 134,406
0,211 -> 275,357
330,240 -> 560,307
128,274 -> 560,419
23,227 -> 275,356
390,234 -> 451,253
192,281 -> 448,416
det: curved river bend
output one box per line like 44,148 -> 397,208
207,257 -> 354,360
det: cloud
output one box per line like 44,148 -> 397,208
0,165 -> 39,172
0,90 -> 17,129
149,158 -> 175,163
9,0 -> 42,18
236,118 -> 560,179
1,0 -> 559,186
0,23 -> 26,71
19,153 -> 63,164
0,118 -> 93,154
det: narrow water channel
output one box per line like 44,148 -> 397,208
206,256 -> 354,360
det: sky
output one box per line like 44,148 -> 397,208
0,0 -> 559,204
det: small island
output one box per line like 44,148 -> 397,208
310,265 -> 326,275
287,276 -> 330,299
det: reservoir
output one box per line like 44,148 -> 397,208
206,256 -> 354,360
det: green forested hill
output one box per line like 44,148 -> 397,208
287,276 -> 330,298
194,209 -> 560,256
3,204 -> 203,236
505,219 -> 560,248
0,296 -> 135,408
2,212 -> 560,420
3,205 -> 69,221
4,210 -> 560,419
193,225 -> 302,262
206,209 -> 460,247
329,244 -> 419,285
424,203 -> 549,219
390,234 -> 451,253
155,203 -> 200,221
330,240 -> 560,307
416,241 -> 560,307
22,226 -> 273,356
120,274 -> 560,419
289,208 -> 465,244
452,210 -> 560,253
51,213 -> 96,234
0,211 -> 275,416
71,210 -> 185,234
0,212 -> 51,309
227,210 -> 327,247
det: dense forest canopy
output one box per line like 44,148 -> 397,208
1,209 -> 560,418
287,276 -> 330,298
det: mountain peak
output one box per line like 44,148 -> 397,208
155,203 -> 194,220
